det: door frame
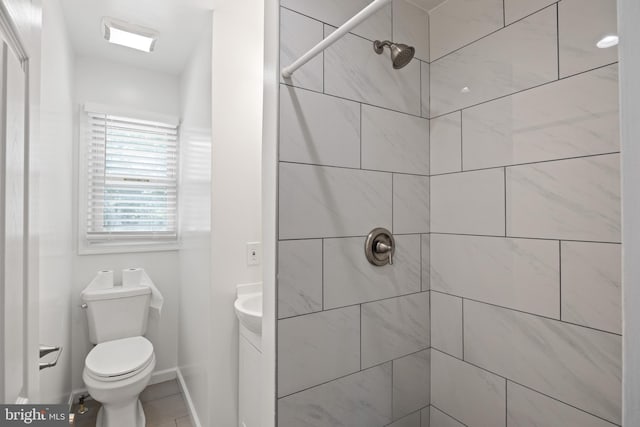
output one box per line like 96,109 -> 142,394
0,0 -> 38,404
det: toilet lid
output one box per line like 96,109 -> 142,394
85,336 -> 154,379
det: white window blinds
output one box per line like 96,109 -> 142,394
86,110 -> 178,242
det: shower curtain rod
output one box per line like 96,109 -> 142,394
280,0 -> 393,78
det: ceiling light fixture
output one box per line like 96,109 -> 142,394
596,34 -> 619,49
102,18 -> 158,53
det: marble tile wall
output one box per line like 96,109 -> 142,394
277,1 -> 430,425
277,0 -> 620,425
428,0 -> 621,426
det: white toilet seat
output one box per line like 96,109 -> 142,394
85,336 -> 154,382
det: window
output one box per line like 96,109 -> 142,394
81,105 -> 179,252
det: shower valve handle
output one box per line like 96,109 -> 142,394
375,241 -> 393,265
365,228 -> 395,267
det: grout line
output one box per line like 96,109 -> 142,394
420,234 -> 424,290
390,0 -> 394,41
278,151 -> 620,180
280,78 -> 426,120
279,289 -> 429,321
505,380 -> 508,425
321,239 -> 325,311
556,2 -> 560,80
461,298 -> 465,360
391,173 -> 395,233
360,304 -> 363,371
278,232 -> 621,246
429,151 -> 621,177
280,6 -> 382,46
429,3 -> 558,63
279,233 -> 425,243
502,0 -> 506,27
420,61 -> 424,117
278,349 -> 428,401
430,348 -> 621,426
429,289 -> 622,336
430,404 -> 470,427
359,103 -> 363,169
459,110 -> 464,171
428,61 -> 618,120
503,167 -> 507,237
428,231 -> 621,246
280,159 -> 428,176
559,240 -> 562,320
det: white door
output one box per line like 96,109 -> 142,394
0,34 -> 29,404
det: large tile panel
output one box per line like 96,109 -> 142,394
504,0 -> 556,25
361,105 -> 429,175
278,239 -> 323,318
393,0 -> 429,62
281,0 -> 392,42
280,8 -> 324,91
388,412 -> 421,427
362,293 -> 430,368
278,307 -> 361,397
430,292 -> 463,358
394,175 -> 429,234
324,235 -> 421,309
420,407 -> 430,427
431,350 -> 506,427
430,6 -> 558,116
429,0 -> 504,61
506,154 -> 621,242
421,234 -> 430,291
464,301 -> 622,424
393,350 -> 430,419
431,234 -> 559,318
462,65 -> 619,170
507,381 -> 618,427
430,168 -> 505,236
430,112 -> 461,175
421,62 -> 430,118
561,241 -> 621,334
279,163 -> 392,239
280,86 -> 361,168
559,0 -> 618,78
278,363 -> 393,427
325,27 -> 421,116
429,407 -> 465,427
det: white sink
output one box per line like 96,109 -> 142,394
234,292 -> 262,335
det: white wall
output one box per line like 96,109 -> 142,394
620,0 -> 640,424
70,57 -> 181,391
177,17 -> 212,427
210,1 -> 264,425
38,0 -> 75,404
261,0 -> 278,425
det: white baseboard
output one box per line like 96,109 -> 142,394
176,368 -> 203,427
69,367 -> 179,406
148,367 -> 177,385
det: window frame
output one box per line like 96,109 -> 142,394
78,102 -> 181,255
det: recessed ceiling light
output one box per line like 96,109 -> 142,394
461,86 -> 471,94
102,18 -> 158,53
596,34 -> 619,49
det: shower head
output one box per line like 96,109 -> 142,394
373,40 -> 415,69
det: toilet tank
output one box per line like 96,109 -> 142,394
82,286 -> 152,344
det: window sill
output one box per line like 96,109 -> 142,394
78,241 -> 180,255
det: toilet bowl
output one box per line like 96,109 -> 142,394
82,336 -> 156,427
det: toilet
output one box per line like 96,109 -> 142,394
81,273 -> 157,427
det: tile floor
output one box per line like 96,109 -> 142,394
71,379 -> 192,427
